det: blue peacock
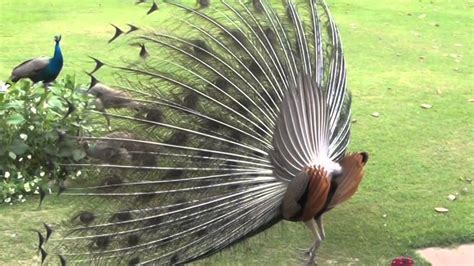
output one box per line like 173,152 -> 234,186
8,35 -> 63,86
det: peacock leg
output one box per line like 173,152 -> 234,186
303,219 -> 324,265
316,216 -> 325,240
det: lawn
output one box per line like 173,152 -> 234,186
0,0 -> 473,265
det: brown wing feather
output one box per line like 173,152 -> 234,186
281,167 -> 332,222
328,153 -> 366,208
301,168 -> 330,221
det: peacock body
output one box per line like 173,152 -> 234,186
9,35 -> 63,84
37,1 -> 368,265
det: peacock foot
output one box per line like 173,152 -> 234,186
299,248 -> 318,266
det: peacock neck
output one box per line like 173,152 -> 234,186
52,42 -> 63,66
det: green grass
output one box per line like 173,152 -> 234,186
1,0 -> 473,265
0,0 -> 156,84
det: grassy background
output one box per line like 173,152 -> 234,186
1,0 -> 473,265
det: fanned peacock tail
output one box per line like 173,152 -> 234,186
38,0 -> 354,264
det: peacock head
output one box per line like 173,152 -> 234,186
54,35 -> 62,43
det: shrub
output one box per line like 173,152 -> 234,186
0,76 -> 102,204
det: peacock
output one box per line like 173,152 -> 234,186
8,35 -> 63,86
36,1 -> 369,265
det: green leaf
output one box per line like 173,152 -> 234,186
57,147 -> 73,157
6,114 -> 25,125
9,140 -> 29,155
44,131 -> 58,141
3,100 -> 25,110
48,96 -> 63,109
43,146 -> 58,155
72,149 -> 86,161
64,74 -> 76,90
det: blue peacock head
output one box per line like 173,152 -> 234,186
54,35 -> 62,43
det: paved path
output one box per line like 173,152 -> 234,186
417,244 -> 474,266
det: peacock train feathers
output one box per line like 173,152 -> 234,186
37,0 -> 368,264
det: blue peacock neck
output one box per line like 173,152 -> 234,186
42,40 -> 64,82
50,41 -> 63,72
